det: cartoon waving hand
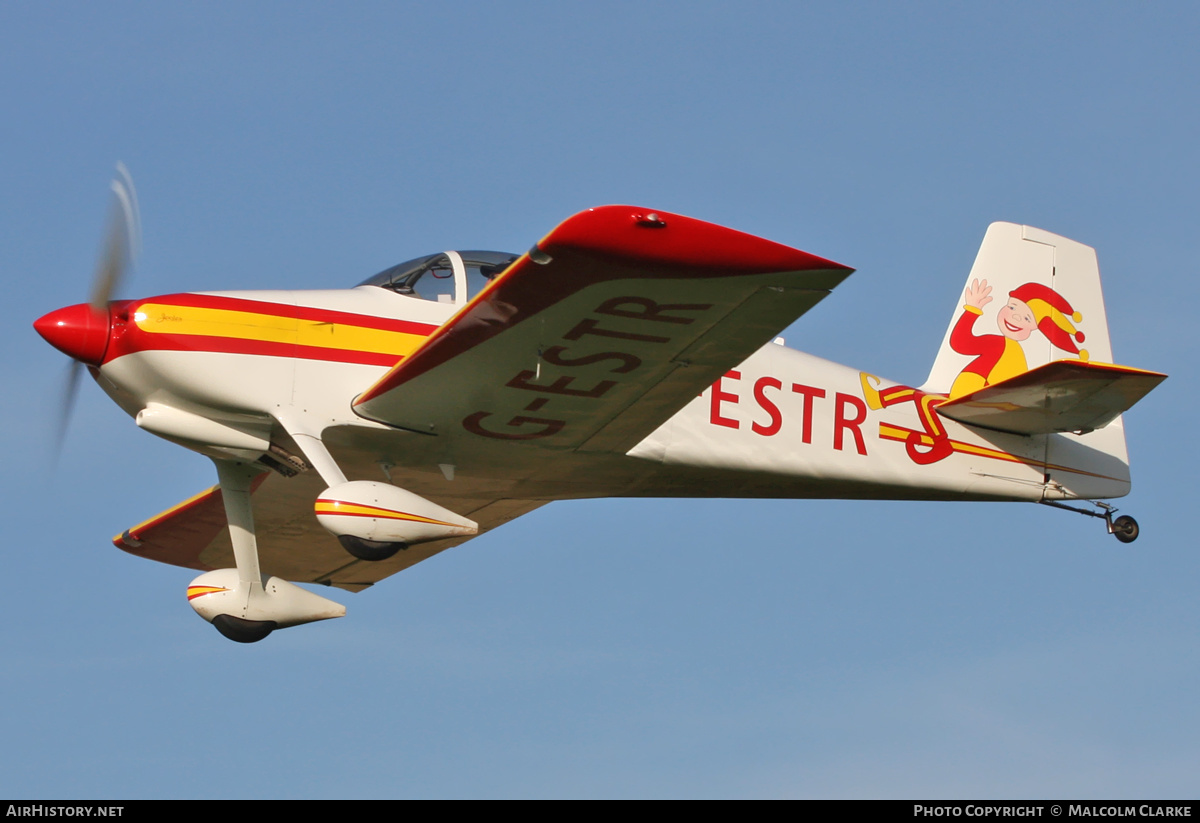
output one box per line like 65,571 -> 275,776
964,278 -> 992,310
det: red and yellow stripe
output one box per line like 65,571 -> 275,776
186,585 -> 229,601
879,423 -> 1123,481
107,293 -> 437,368
314,499 -> 460,529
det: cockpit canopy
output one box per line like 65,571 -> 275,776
359,250 -> 518,304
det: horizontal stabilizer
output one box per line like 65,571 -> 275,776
936,360 -> 1166,435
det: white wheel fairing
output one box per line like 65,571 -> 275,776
187,569 -> 345,629
315,481 -> 478,545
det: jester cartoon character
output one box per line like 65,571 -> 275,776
947,279 -> 1088,400
860,279 -> 1087,465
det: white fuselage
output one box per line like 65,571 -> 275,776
92,285 -> 1131,507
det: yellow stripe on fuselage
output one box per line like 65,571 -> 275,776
134,304 -> 426,356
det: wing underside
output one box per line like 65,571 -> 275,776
114,469 -> 544,591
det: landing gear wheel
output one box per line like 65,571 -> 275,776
337,534 -> 407,561
1112,515 -> 1139,544
212,614 -> 277,643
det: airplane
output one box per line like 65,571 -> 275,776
35,168 -> 1167,643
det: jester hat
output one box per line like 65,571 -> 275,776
1009,283 -> 1088,360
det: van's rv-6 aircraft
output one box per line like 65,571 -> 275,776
35,169 -> 1166,643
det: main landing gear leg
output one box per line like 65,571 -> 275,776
212,460 -> 278,642
1040,499 -> 1140,544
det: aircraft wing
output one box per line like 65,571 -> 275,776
353,206 -> 853,454
113,468 -> 544,592
114,207 -> 849,591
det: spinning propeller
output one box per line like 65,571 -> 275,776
35,164 -> 141,453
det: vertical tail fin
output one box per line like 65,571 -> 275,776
923,223 -> 1140,500
923,222 -> 1113,396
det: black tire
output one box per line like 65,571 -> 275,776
1112,515 -> 1139,544
212,614 -> 277,643
337,534 -> 407,561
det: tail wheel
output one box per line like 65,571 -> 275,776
1112,515 -> 1139,544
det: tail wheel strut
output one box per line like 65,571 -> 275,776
1041,499 -> 1140,544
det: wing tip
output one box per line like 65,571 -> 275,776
542,205 -> 852,274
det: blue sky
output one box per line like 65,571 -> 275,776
2,1 -> 1197,798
